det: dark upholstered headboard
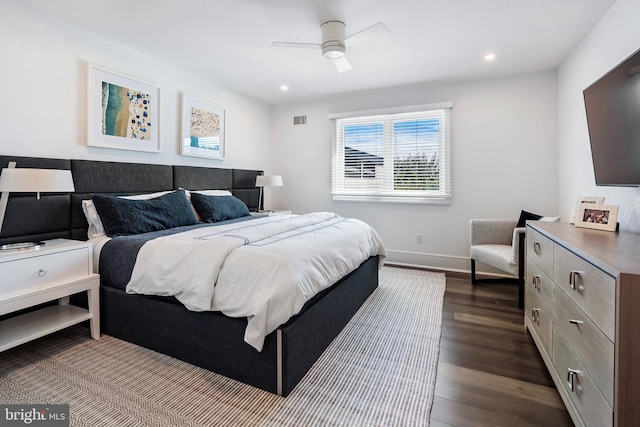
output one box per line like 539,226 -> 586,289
0,155 -> 262,245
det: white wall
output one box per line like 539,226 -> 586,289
0,1 -> 271,172
272,71 -> 559,272
558,0 -> 640,232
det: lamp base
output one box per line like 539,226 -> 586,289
0,241 -> 45,251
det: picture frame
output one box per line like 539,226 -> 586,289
575,204 -> 619,232
86,64 -> 160,152
180,94 -> 225,160
570,196 -> 606,224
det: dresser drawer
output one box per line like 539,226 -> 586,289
525,286 -> 552,355
526,256 -> 554,307
552,332 -> 613,427
0,247 -> 90,299
553,286 -> 614,406
527,227 -> 554,276
553,244 -> 615,341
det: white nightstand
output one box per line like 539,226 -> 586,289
0,239 -> 100,352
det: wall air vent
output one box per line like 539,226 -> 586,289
293,115 -> 308,126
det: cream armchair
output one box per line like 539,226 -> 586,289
469,219 -> 526,308
470,216 -> 560,309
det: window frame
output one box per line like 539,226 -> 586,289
329,102 -> 453,205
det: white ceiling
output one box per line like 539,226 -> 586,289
16,0 -> 615,105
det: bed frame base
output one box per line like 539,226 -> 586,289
101,256 -> 379,396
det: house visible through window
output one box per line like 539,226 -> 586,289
330,103 -> 452,204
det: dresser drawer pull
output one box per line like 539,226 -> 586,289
568,319 -> 584,325
37,269 -> 47,277
567,368 -> 580,392
532,275 -> 540,289
531,308 -> 540,324
533,242 -> 541,256
568,270 -> 583,291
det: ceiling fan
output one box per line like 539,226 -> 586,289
272,21 -> 391,73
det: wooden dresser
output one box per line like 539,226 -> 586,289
525,221 -> 640,427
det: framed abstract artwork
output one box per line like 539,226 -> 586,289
86,64 -> 160,152
180,94 -> 225,160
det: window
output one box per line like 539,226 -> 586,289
330,103 -> 452,204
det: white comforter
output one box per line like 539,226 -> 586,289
125,212 -> 386,351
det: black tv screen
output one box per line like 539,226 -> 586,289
584,47 -> 640,186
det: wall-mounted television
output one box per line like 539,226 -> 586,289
583,47 -> 640,186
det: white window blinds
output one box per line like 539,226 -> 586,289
331,105 -> 452,204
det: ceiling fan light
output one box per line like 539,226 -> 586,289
323,45 -> 345,59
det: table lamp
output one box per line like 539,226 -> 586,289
0,162 -> 75,250
255,175 -> 283,213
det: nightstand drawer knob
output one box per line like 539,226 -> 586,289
37,269 -> 47,277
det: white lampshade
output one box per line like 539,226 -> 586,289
0,168 -> 75,194
255,175 -> 283,188
0,167 -> 76,245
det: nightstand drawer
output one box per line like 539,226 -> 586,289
0,247 -> 90,299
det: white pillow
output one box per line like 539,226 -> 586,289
183,189 -> 232,197
82,190 -> 175,239
540,216 -> 561,222
121,190 -> 173,200
82,199 -> 105,239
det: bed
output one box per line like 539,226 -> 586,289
0,155 -> 383,396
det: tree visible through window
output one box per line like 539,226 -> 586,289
331,105 -> 452,203
393,119 -> 440,191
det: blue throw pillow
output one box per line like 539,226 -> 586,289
190,193 -> 250,222
92,190 -> 198,237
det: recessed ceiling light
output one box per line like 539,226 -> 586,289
280,85 -> 289,91
484,53 -> 496,62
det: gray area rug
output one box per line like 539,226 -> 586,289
0,267 -> 445,426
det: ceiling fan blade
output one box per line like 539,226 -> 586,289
271,42 -> 321,50
334,56 -> 352,73
344,22 -> 391,47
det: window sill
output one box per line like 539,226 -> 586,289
332,194 -> 451,205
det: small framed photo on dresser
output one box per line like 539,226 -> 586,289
575,204 -> 619,232
570,196 -> 605,224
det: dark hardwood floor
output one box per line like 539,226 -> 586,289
430,274 -> 574,427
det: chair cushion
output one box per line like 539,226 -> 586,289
470,244 -> 518,276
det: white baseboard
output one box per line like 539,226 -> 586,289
383,249 -> 515,279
